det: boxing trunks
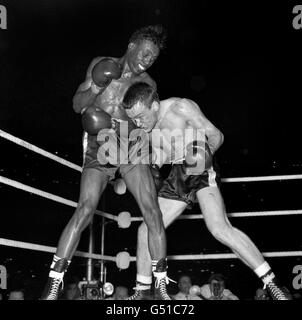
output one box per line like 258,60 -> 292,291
158,159 -> 221,209
82,121 -> 149,180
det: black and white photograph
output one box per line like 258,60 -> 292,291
0,0 -> 301,310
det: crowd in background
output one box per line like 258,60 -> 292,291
1,271 -> 301,301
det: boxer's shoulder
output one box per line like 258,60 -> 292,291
136,72 -> 157,88
170,98 -> 202,118
162,98 -> 193,114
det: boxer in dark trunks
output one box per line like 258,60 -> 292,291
41,26 -> 171,300
122,82 -> 291,300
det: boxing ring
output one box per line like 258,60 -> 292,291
1,128 -> 302,283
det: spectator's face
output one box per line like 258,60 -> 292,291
178,276 -> 192,295
127,40 -> 159,75
210,280 -> 225,298
8,291 -> 24,300
114,287 -> 128,300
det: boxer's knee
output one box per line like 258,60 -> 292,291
208,220 -> 234,244
73,200 -> 95,230
142,207 -> 164,235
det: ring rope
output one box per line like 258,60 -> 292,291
222,175 -> 302,182
130,209 -> 302,222
1,175 -> 302,223
1,129 -> 302,183
166,251 -> 302,260
0,238 -> 116,261
0,238 -> 300,261
0,175 -> 117,221
0,129 -> 82,172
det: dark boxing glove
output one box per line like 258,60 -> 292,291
185,140 -> 212,175
82,105 -> 112,135
91,58 -> 122,93
150,164 -> 164,192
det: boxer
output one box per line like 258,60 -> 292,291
41,26 -> 171,300
122,82 -> 291,300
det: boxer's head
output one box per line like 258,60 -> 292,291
123,82 -> 160,132
126,25 -> 167,75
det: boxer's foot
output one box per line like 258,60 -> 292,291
263,273 -> 292,300
127,284 -> 152,300
41,255 -> 70,300
153,258 -> 175,300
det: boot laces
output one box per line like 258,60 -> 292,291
47,277 -> 63,300
127,290 -> 141,300
265,282 -> 287,300
154,273 -> 176,300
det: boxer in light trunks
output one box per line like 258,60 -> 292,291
122,82 -> 291,300
41,26 -> 172,300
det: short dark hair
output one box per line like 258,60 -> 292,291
123,82 -> 159,110
129,25 -> 167,50
208,273 -> 225,284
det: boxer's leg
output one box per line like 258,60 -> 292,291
57,168 -> 109,258
197,186 -> 290,300
130,198 -> 186,299
41,168 -> 110,300
122,164 -> 171,300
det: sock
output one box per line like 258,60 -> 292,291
48,255 -> 71,277
135,274 -> 152,291
151,260 -> 158,272
254,261 -> 275,285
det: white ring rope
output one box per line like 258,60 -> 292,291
166,251 -> 302,260
0,129 -> 82,172
0,237 -> 300,261
1,128 -> 302,183
222,175 -> 302,182
130,209 -> 302,221
0,238 -> 116,261
0,175 -> 117,221
1,175 -> 302,223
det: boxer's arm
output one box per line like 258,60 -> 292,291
140,73 -> 157,90
175,98 -> 224,154
72,57 -> 104,114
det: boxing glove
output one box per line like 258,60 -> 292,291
185,140 -> 212,175
91,58 -> 122,93
82,105 -> 112,135
150,164 -> 164,192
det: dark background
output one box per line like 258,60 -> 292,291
0,0 -> 301,299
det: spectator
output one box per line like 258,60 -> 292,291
173,275 -> 202,300
198,274 -> 239,300
106,286 -> 129,300
254,288 -> 270,300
